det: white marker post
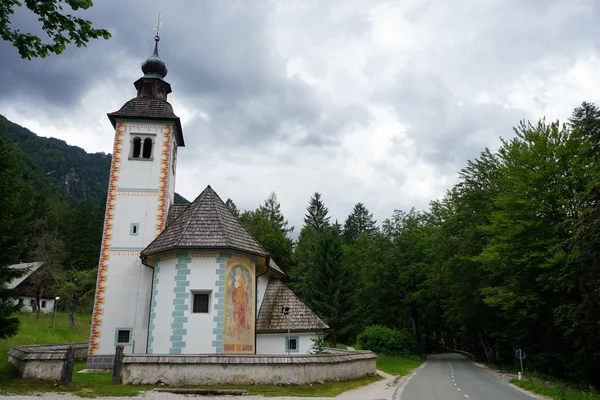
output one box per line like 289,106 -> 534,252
515,349 -> 526,380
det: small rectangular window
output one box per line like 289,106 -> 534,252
285,336 -> 299,353
192,293 -> 210,313
117,330 -> 131,343
130,223 -> 139,236
41,300 -> 47,308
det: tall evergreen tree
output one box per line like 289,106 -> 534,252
343,202 -> 377,242
303,226 -> 352,347
258,192 -> 293,235
0,127 -> 35,338
304,192 -> 330,231
560,102 -> 600,380
240,210 -> 293,272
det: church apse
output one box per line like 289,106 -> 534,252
222,259 -> 255,353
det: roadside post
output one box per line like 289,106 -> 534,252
515,349 -> 526,380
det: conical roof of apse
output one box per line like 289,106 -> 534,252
142,186 -> 268,257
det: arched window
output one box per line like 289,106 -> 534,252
143,138 -> 153,159
132,137 -> 141,158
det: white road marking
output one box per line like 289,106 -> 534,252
457,388 -> 461,391
464,395 -> 469,398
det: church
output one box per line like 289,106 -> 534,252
87,35 -> 327,369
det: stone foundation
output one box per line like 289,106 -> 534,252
121,349 -> 377,386
86,354 -> 115,370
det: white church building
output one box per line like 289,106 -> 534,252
87,35 -> 327,370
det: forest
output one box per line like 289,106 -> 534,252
2,101 -> 600,385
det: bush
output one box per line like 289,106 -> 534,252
357,325 -> 418,355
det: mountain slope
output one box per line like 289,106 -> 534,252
1,115 -> 189,204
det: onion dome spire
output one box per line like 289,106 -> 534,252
141,35 -> 168,79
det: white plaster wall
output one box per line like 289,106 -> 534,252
185,257 -> 219,353
256,275 -> 270,313
133,266 -> 153,353
256,333 -> 315,355
150,257 -> 177,354
151,256 -> 220,354
20,297 -> 54,313
99,255 -> 149,354
93,120 -> 175,357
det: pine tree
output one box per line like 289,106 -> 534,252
304,192 -> 330,231
343,203 -> 377,242
258,192 -> 293,235
289,225 -> 319,296
0,126 -> 34,338
240,210 -> 293,272
303,226 -> 352,347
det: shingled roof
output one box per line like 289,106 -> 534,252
257,279 -> 328,333
166,204 -> 189,228
107,97 -> 184,146
142,186 -> 268,257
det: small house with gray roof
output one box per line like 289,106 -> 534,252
87,35 -> 326,369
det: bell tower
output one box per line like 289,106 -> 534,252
87,34 -> 184,369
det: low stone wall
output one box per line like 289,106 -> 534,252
8,343 -> 88,380
121,349 -> 377,386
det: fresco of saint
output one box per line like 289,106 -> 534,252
223,260 -> 255,353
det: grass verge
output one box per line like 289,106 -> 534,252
483,362 -> 600,400
510,377 -> 600,400
376,355 -> 425,376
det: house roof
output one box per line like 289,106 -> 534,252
256,278 -> 328,333
142,186 -> 268,258
107,97 -> 184,146
6,262 -> 44,289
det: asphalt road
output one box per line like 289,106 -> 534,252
400,353 -> 536,400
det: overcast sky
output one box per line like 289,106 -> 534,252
2,0 -> 599,234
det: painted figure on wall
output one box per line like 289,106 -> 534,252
232,268 -> 251,330
223,259 -> 255,353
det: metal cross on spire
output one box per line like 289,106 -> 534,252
153,13 -> 162,38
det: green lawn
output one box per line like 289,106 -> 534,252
376,355 -> 425,376
0,311 -> 91,380
0,312 -> 382,397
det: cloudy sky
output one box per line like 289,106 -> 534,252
2,0 -> 599,234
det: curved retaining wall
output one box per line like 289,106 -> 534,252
8,343 -> 88,380
122,349 -> 377,385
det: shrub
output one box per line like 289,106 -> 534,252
357,325 -> 418,355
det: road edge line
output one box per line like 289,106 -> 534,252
392,361 -> 427,400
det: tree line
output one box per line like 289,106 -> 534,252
0,117 -> 103,334
3,102 -> 600,385
232,102 -> 600,385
